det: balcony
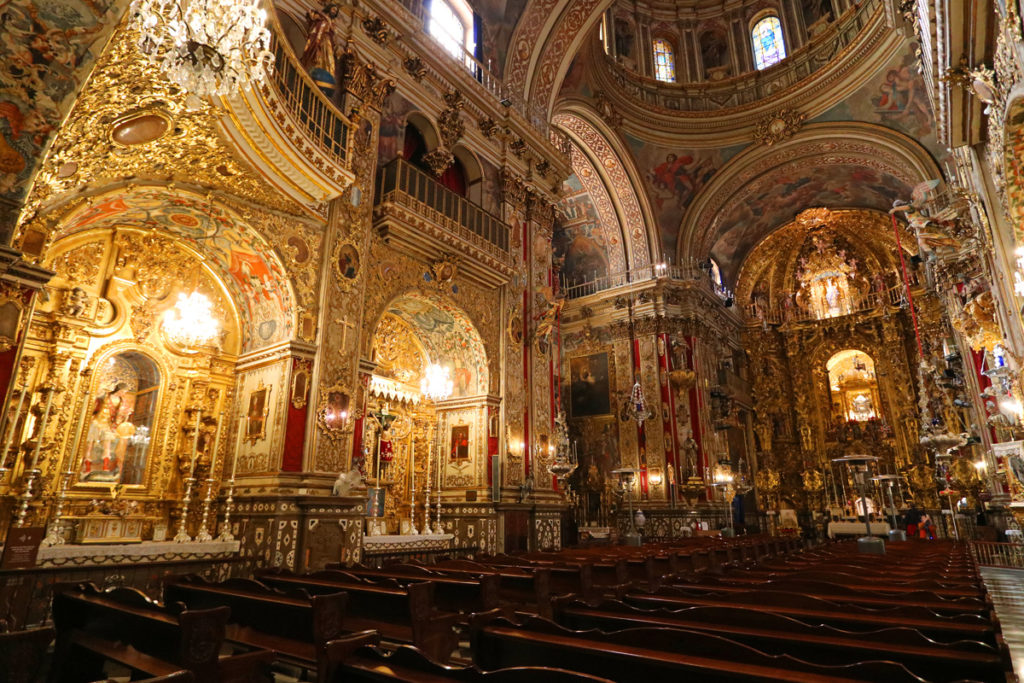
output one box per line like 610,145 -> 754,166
560,262 -> 731,301
742,282 -> 920,326
217,16 -> 356,213
374,157 -> 515,287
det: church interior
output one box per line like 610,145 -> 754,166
3,0 -> 1024,680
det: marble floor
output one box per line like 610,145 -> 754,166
981,567 -> 1024,682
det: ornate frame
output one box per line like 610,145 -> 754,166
245,380 -> 272,445
291,359 -> 312,409
0,283 -> 26,353
316,381 -> 353,442
332,238 -> 362,291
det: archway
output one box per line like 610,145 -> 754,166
827,350 -> 882,423
360,292 -> 491,534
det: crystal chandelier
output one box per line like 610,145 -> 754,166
163,291 -> 220,348
420,363 -> 454,402
132,0 -> 274,98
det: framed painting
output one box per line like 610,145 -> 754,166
450,424 -> 470,461
246,381 -> 271,444
569,352 -> 611,417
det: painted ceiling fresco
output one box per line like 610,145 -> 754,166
386,293 -> 488,398
553,143 -> 628,285
58,188 -> 296,350
709,163 -> 911,282
0,0 -> 124,241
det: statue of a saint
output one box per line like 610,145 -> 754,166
82,382 -> 135,481
301,3 -> 342,97
682,435 -> 699,480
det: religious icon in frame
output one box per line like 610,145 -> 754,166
569,352 -> 611,417
316,383 -> 353,441
246,381 -> 271,444
333,240 -> 361,290
291,360 -> 311,409
450,424 -> 470,461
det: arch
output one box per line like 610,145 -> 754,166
680,122 -> 943,282
826,349 -> 881,422
373,291 -> 489,398
405,112 -> 441,153
429,0 -> 475,62
452,145 -> 484,204
751,12 -> 787,70
553,106 -> 656,269
39,184 -> 297,351
652,37 -> 677,83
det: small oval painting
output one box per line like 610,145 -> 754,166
338,244 -> 359,280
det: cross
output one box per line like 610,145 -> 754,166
333,318 -> 358,350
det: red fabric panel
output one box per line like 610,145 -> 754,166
439,162 -> 467,196
281,358 -> 307,472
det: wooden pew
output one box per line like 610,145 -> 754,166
257,570 -> 459,662
474,555 -> 595,597
552,597 -> 1009,683
625,588 -> 997,644
164,576 -> 346,676
1,625 -> 54,683
469,613 -> 925,683
50,584 -> 273,683
321,630 -> 616,682
314,565 -> 501,614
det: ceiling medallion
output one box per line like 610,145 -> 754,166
110,109 -> 172,147
131,0 -> 274,99
753,109 -> 806,146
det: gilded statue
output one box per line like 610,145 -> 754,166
302,3 -> 342,96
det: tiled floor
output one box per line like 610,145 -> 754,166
981,567 -> 1024,682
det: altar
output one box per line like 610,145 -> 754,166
361,533 -> 459,567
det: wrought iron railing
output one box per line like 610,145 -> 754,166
971,541 -> 1024,568
377,157 -> 510,253
598,0 -> 882,112
267,18 -> 352,165
560,261 -> 730,300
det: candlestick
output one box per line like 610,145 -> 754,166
195,477 -> 216,542
210,414 -> 223,474
174,476 -> 196,543
42,469 -> 74,546
217,476 -> 237,542
423,438 -> 433,534
14,467 -> 41,528
29,388 -> 55,471
0,385 -> 28,469
232,416 -> 246,480
189,408 -> 202,472
409,437 -> 418,535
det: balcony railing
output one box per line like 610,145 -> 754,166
267,18 -> 352,165
377,157 -> 509,253
560,262 -> 730,300
743,282 -> 919,326
971,541 -> 1024,567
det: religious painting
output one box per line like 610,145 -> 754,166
337,243 -> 360,282
246,382 -> 271,444
570,353 -> 611,417
79,351 -> 160,487
553,172 -> 613,284
450,424 -> 470,461
318,387 -> 351,435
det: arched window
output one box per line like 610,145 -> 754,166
652,38 -> 676,82
429,0 -> 475,64
751,15 -> 786,70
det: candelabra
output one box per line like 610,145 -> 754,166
435,487 -> 443,534
217,478 -> 237,542
42,469 -> 75,545
195,477 -> 216,542
422,443 -> 434,535
174,476 -> 197,543
14,468 -> 41,528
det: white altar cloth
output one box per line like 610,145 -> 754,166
827,521 -> 891,538
36,540 -> 241,567
362,533 -> 454,551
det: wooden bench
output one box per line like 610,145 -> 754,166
50,584 -> 273,683
257,570 -> 459,662
321,630 -> 616,682
553,597 -> 1009,683
469,613 -> 924,683
0,625 -> 53,683
315,566 -> 501,614
626,588 -> 996,643
164,575 -> 346,676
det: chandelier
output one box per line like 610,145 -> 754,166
420,363 -> 454,402
131,0 -> 274,98
163,291 -> 220,348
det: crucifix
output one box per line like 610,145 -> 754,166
333,317 -> 358,353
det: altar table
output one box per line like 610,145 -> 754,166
827,521 -> 892,538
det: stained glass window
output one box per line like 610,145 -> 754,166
752,15 -> 786,70
652,39 -> 676,83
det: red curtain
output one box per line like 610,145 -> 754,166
439,161 -> 467,196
